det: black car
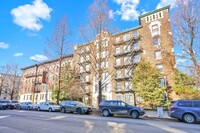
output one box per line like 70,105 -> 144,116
60,100 -> 92,114
99,100 -> 145,119
0,100 -> 14,110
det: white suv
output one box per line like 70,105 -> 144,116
38,102 -> 60,112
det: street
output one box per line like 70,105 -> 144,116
0,110 -> 199,133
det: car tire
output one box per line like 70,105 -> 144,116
102,109 -> 110,117
38,107 -> 41,111
183,113 -> 196,123
27,107 -> 30,111
49,108 -> 52,112
18,106 -> 21,110
76,108 -> 82,115
61,108 -> 66,113
131,111 -> 139,119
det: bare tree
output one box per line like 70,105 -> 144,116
0,65 -> 9,97
79,0 -> 115,104
45,16 -> 72,104
172,0 -> 200,84
1,63 -> 21,100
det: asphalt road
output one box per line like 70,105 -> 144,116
0,110 -> 199,133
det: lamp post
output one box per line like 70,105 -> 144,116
33,64 -> 38,104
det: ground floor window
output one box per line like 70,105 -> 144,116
124,94 -> 133,104
116,94 -> 123,101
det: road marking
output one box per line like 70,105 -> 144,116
18,111 -> 26,112
84,120 -> 94,133
48,116 -> 66,120
107,122 -> 126,133
147,122 -> 188,133
0,115 -> 10,119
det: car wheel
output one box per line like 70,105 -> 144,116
131,111 -> 139,119
183,113 -> 196,123
27,107 -> 30,110
49,108 -> 52,112
102,109 -> 110,117
38,107 -> 41,111
18,106 -> 21,110
76,108 -> 82,115
61,108 -> 66,113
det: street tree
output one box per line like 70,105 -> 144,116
45,16 -> 72,104
132,61 -> 166,109
0,65 -> 9,97
172,0 -> 200,84
79,0 -> 115,104
173,70 -> 200,99
52,64 -> 85,101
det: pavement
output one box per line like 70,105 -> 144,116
0,110 -> 200,133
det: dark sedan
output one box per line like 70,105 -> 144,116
99,100 -> 145,119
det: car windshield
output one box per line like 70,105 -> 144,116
27,102 -> 32,104
76,102 -> 85,106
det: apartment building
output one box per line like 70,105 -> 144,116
20,55 -> 73,104
74,5 -> 175,107
20,6 -> 175,106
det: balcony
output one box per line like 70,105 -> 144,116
25,73 -> 42,78
115,75 -> 132,80
114,50 -> 132,57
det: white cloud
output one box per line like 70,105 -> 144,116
111,0 -> 140,21
10,0 -> 52,31
0,42 -> 9,49
156,0 -> 176,9
30,54 -> 48,62
13,53 -> 23,57
109,10 -> 114,19
176,58 -> 186,64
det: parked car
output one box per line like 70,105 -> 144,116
99,100 -> 145,119
38,102 -> 60,112
10,100 -> 19,109
60,100 -> 92,114
0,100 -> 14,110
168,100 -> 200,123
18,102 -> 35,110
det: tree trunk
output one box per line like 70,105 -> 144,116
98,80 -> 102,104
56,59 -> 62,104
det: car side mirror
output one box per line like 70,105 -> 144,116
125,104 -> 128,107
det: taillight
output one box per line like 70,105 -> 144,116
170,106 -> 178,111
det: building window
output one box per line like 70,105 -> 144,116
96,53 -> 99,59
123,34 -> 130,41
105,61 -> 108,68
134,55 -> 140,63
103,39 -> 108,47
133,42 -> 139,50
154,50 -> 162,60
124,45 -> 130,53
125,69 -> 131,77
86,55 -> 90,61
115,37 -> 120,44
152,24 -> 159,36
125,81 -> 132,90
116,47 -> 120,54
116,58 -> 121,66
80,56 -> 84,63
146,16 -> 149,22
86,65 -> 89,71
159,78 -> 165,87
133,30 -> 138,38
85,75 -> 89,82
116,94 -> 123,101
86,46 -> 89,51
116,82 -> 122,90
153,37 -> 160,46
95,41 -> 99,49
156,64 -> 163,72
101,62 -> 105,69
116,70 -> 121,78
124,94 -> 133,104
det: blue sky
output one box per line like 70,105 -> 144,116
0,0 -> 177,71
